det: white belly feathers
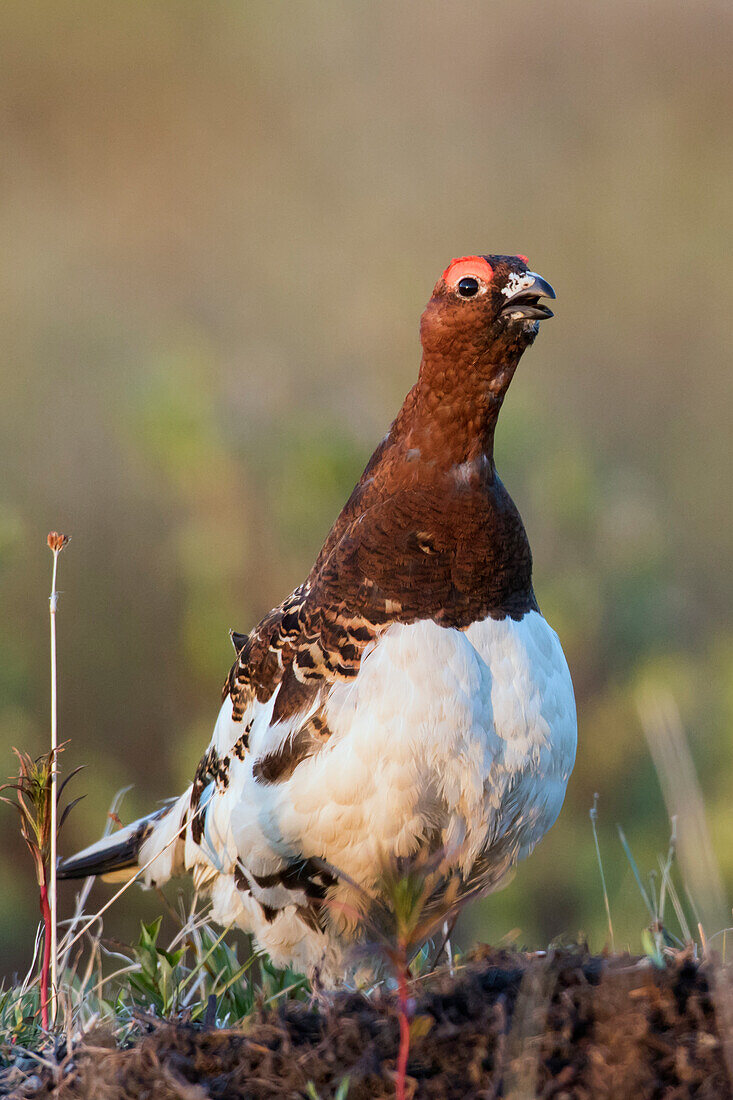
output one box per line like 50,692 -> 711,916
138,610 -> 576,977
275,610 -> 576,879
200,613 -> 573,896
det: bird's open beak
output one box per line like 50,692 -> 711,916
500,272 -> 556,320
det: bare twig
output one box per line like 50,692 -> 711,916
589,793 -> 615,952
395,953 -> 411,1100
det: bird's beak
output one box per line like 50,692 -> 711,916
500,272 -> 556,320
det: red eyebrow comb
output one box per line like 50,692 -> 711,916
442,256 -> 494,283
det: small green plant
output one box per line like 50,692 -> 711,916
0,747 -> 81,1030
375,857 -> 455,1100
184,923 -> 255,1023
0,750 -> 55,1031
616,818 -> 691,966
127,917 -> 187,1017
306,1078 -> 350,1100
117,908 -> 307,1026
324,846 -> 490,1100
0,982 -> 44,1062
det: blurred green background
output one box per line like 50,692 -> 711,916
1,1 -> 731,975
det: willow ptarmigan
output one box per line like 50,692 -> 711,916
60,255 -> 577,982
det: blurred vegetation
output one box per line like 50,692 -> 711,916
0,0 -> 731,975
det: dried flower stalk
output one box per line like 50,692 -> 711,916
47,531 -> 69,1023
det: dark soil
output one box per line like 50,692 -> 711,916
7,948 -> 733,1099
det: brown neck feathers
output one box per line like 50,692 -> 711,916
394,333 -> 526,469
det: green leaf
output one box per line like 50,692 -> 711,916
617,825 -> 654,918
140,916 -> 163,949
641,927 -> 665,968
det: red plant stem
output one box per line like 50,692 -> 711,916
39,881 -> 51,1030
396,956 -> 410,1100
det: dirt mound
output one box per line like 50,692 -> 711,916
9,949 -> 733,1099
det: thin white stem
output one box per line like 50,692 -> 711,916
60,802 -> 198,958
57,786 -> 133,973
49,548 -> 60,1025
21,923 -> 44,993
177,921 -> 234,996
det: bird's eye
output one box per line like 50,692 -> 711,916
457,276 -> 480,298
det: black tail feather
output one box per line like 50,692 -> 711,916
57,808 -> 167,881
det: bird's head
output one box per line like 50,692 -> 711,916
404,255 -> 556,464
421,255 -> 556,365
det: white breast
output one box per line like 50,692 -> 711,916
231,610 -> 576,890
